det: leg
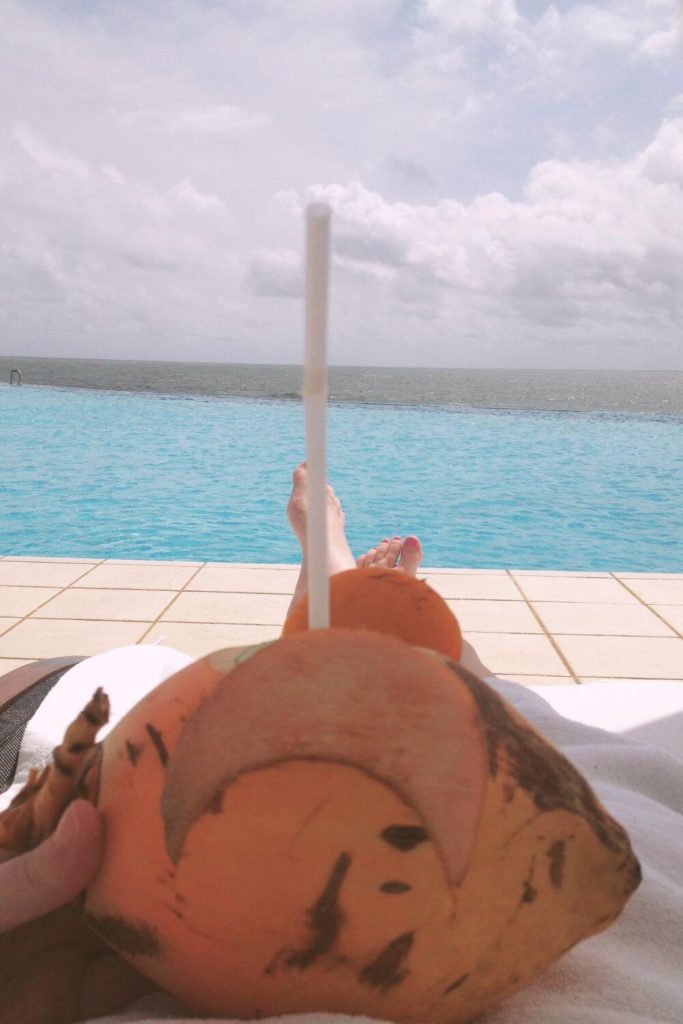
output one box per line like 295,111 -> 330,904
287,463 -> 356,614
286,463 -> 427,616
285,465 -> 493,678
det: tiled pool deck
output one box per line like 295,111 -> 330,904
0,557 -> 681,685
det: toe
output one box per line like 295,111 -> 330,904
374,538 -> 391,563
399,535 -> 423,576
363,548 -> 377,568
287,465 -> 309,540
385,537 -> 403,567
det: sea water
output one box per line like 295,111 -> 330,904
1,357 -> 682,416
1,375 -> 681,571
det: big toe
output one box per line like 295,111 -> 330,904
291,462 -> 307,487
399,536 -> 423,576
287,463 -> 308,533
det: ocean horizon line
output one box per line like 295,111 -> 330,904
2,355 -> 682,416
2,353 -> 683,374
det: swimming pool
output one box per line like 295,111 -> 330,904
1,385 -> 681,571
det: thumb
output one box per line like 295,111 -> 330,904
0,800 -> 103,933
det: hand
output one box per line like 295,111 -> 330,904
0,799 -> 103,931
0,800 -> 153,1024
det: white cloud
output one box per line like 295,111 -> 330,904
0,123 -> 243,357
531,1 -> 681,61
421,0 -> 521,35
638,117 -> 683,187
121,105 -> 270,135
558,5 -> 643,48
281,116 -> 683,364
14,124 -> 90,180
247,249 -> 303,297
169,178 -> 226,211
0,0 -> 681,368
639,21 -> 683,58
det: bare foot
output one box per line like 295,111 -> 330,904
356,535 -> 423,577
287,463 -> 356,612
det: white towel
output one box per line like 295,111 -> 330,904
3,652 -> 682,1024
1,645 -> 193,811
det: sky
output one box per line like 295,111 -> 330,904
1,0 -> 682,370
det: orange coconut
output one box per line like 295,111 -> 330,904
282,567 -> 462,660
82,630 -> 640,1023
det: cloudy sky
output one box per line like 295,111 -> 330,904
1,0 -> 682,369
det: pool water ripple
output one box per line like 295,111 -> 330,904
1,386 -> 681,571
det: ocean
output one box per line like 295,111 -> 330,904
1,357 -> 682,416
1,357 -> 681,569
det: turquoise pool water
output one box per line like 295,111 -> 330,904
1,385 -> 681,571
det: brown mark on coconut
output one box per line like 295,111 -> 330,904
380,881 -> 412,893
448,662 -> 638,862
443,972 -> 470,996
521,855 -> 537,903
380,825 -> 429,851
547,840 -> 566,888
145,723 -> 168,766
266,852 -> 351,974
84,912 -> 162,958
125,740 -> 143,766
522,879 -> 537,903
359,931 -> 414,992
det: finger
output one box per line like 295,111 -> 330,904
0,801 -> 103,933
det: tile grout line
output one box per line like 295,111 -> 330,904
0,560 -> 108,650
609,573 -> 683,640
506,571 -> 580,683
14,617 -> 284,628
3,558 -> 681,666
13,617 -> 683,637
647,609 -> 683,640
8,609 -> 618,634
70,587 -> 297,596
136,563 -> 212,645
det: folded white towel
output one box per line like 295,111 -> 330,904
1,645 -> 193,812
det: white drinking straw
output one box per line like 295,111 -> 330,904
304,202 -> 331,629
